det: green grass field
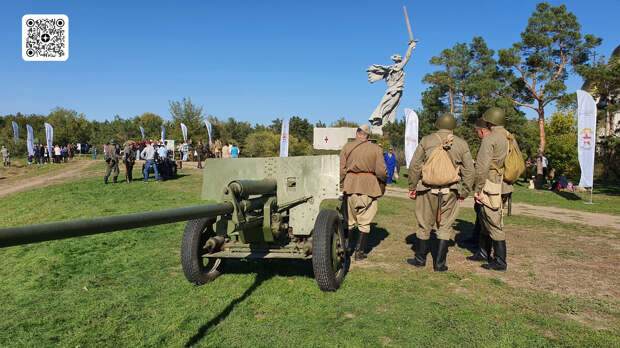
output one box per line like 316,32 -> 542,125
0,172 -> 618,347
389,167 -> 620,215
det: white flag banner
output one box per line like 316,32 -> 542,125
576,90 -> 597,188
139,126 -> 145,139
44,122 -> 53,157
404,108 -> 419,168
27,124 -> 34,155
12,121 -> 19,144
205,120 -> 212,145
161,124 -> 166,142
181,123 -> 188,142
280,118 -> 289,157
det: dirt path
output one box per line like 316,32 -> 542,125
385,186 -> 620,231
0,160 -> 98,198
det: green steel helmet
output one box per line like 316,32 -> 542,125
482,107 -> 505,126
109,139 -> 118,145
436,113 -> 456,130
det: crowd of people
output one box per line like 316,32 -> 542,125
341,107 -> 522,274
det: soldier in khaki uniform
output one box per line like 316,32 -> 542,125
104,140 -> 121,184
473,107 -> 521,271
340,125 -> 388,261
407,114 -> 474,271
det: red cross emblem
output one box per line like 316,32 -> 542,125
324,136 -> 329,143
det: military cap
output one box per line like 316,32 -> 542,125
358,125 -> 371,136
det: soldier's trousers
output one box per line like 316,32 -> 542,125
125,162 -> 134,181
346,194 -> 378,234
415,190 -> 459,241
478,204 -> 505,241
105,162 -> 119,179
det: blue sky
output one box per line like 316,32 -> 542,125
1,1 -> 618,125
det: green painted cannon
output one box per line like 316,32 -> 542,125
0,155 -> 350,291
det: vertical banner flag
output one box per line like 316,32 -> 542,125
12,121 -> 19,144
180,123 -> 188,142
139,126 -> 145,139
404,108 -> 419,168
44,123 -> 53,158
26,124 -> 34,155
576,90 -> 597,188
161,124 -> 166,142
280,117 -> 289,157
205,120 -> 212,145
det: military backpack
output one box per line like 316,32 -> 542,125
421,134 -> 460,187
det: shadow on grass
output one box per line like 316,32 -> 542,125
403,218 -> 477,256
185,259 -> 314,347
552,190 -> 582,201
367,223 -> 389,255
138,173 -> 190,182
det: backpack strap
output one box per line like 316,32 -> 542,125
490,131 -> 511,174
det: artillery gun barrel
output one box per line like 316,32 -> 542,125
0,203 -> 234,248
228,180 -> 277,197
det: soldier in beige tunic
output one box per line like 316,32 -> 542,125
339,125 -> 388,261
407,114 -> 474,271
473,107 -> 521,271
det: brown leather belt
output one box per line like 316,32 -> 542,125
347,172 -> 374,175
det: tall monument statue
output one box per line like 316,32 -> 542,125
366,40 -> 416,133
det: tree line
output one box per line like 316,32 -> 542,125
1,3 -> 618,181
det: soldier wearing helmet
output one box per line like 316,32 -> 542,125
407,113 -> 474,272
472,107 -> 521,271
104,139 -> 121,184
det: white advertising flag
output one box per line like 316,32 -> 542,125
44,123 -> 53,158
404,108 -> 419,168
27,124 -> 34,155
576,90 -> 597,188
161,124 -> 166,142
205,120 -> 213,145
139,126 -> 145,139
12,121 -> 19,144
181,123 -> 188,142
280,118 -> 289,157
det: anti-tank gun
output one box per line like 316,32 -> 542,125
0,155 -> 350,291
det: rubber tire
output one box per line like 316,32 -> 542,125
312,209 -> 349,292
181,218 -> 224,285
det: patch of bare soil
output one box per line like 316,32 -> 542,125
352,201 -> 620,330
0,160 -> 98,198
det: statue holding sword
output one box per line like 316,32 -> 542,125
367,6 -> 418,134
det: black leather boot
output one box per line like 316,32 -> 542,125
482,240 -> 507,271
104,176 -> 109,184
467,234 -> 491,262
354,232 -> 368,261
113,176 -> 118,183
407,237 -> 428,267
434,239 -> 449,272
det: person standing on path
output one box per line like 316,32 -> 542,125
473,107 -> 521,272
468,118 -> 492,262
123,140 -> 137,183
340,125 -> 388,261
141,141 -> 159,182
407,114 -> 474,272
383,147 -> 398,183
104,141 -> 121,184
230,143 -> 239,158
222,142 -> 230,158
1,146 -> 9,167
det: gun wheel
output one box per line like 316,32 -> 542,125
312,209 -> 350,292
181,218 -> 224,285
